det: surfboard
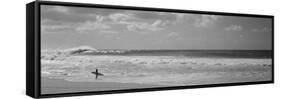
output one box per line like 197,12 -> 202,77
91,69 -> 104,79
91,72 -> 104,76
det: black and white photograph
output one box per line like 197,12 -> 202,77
40,4 -> 273,95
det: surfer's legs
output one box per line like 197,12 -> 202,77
95,69 -> 98,79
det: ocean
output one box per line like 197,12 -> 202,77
41,48 -> 273,86
75,49 -> 272,59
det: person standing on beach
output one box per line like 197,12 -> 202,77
91,69 -> 104,79
95,69 -> 99,79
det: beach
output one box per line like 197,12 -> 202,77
41,49 -> 272,94
41,77 -> 161,94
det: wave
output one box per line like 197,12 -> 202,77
41,46 -> 129,60
41,55 -> 272,85
42,46 -> 129,55
41,46 -> 272,59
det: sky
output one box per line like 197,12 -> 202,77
41,5 -> 272,50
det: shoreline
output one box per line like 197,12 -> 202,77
41,77 -> 163,94
41,54 -> 272,94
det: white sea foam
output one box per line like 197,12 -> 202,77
41,50 -> 272,86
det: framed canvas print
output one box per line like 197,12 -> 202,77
26,0 -> 274,98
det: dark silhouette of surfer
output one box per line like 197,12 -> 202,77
91,69 -> 104,79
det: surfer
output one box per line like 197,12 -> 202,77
91,69 -> 104,79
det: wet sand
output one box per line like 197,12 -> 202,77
41,77 -> 162,94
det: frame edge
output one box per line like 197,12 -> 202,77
26,1 -> 40,98
27,0 -> 274,98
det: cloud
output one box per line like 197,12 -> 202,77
151,20 -> 163,26
99,30 -> 120,34
194,15 -> 221,27
41,6 -> 96,23
126,21 -> 164,33
167,32 -> 184,40
251,27 -> 271,32
107,11 -> 192,33
49,6 -> 69,13
41,24 -> 77,34
74,15 -> 115,33
41,19 -> 77,34
42,25 -> 68,32
155,32 -> 184,44
41,13 -> 112,34
41,19 -> 62,25
42,5 -> 207,34
75,21 -> 111,33
224,25 -> 243,31
108,13 -> 167,33
109,13 -> 134,23
171,13 -> 192,24
167,32 -> 179,37
131,11 -> 177,21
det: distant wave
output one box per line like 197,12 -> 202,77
42,46 -> 128,55
65,46 -> 133,55
41,46 -> 272,59
63,46 -> 99,55
41,46 -> 131,60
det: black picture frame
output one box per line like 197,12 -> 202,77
26,0 -> 274,98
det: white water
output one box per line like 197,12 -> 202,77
41,53 -> 272,86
